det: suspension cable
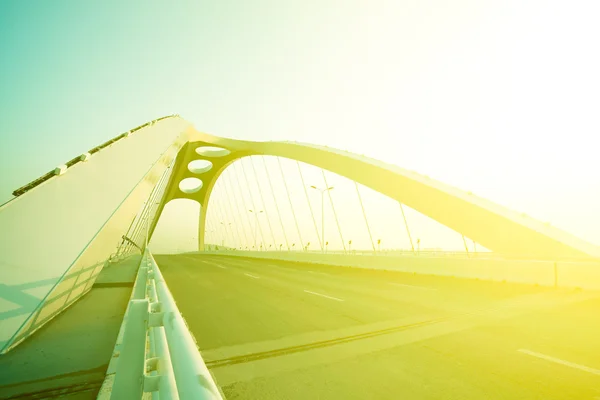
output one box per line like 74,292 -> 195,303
462,235 -> 471,257
232,162 -> 257,249
221,173 -> 245,250
216,170 -> 242,248
205,210 -> 217,250
354,181 -> 376,252
224,172 -> 250,249
297,161 -> 323,251
239,158 -> 267,250
208,209 -> 222,250
262,157 -> 290,251
127,167 -> 170,253
250,156 -> 277,250
277,157 -> 304,250
214,191 -> 233,248
399,202 -> 415,254
321,169 -> 347,253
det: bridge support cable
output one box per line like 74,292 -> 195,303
223,175 -> 250,248
210,195 -> 226,247
297,161 -> 323,251
127,202 -> 150,254
218,176 -> 244,249
238,159 -> 267,249
115,212 -> 140,258
127,203 -> 150,254
126,205 -> 149,252
462,235 -> 471,257
128,165 -> 172,252
250,156 -> 277,249
224,198 -> 243,250
321,169 -> 347,253
212,198 -> 230,247
211,202 -> 226,246
277,157 -> 305,250
203,213 -> 213,249
399,202 -> 415,254
262,157 -> 290,251
119,217 -> 136,255
218,197 -> 238,249
206,215 -> 219,250
143,163 -> 172,237
354,181 -> 376,253
232,162 -> 258,248
223,173 -> 250,249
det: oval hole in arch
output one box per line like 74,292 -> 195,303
195,146 -> 230,157
188,159 -> 213,174
179,177 -> 203,194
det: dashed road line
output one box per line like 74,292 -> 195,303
389,282 -> 437,291
307,270 -> 330,276
303,290 -> 344,302
195,259 -> 228,269
518,349 -> 600,375
244,273 -> 260,279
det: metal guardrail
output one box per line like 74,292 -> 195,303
204,248 -> 495,258
99,249 -> 222,400
203,248 -> 597,263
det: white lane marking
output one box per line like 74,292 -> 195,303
389,282 -> 437,291
303,290 -> 344,302
198,260 -> 228,269
518,349 -> 600,376
266,264 -> 330,276
244,273 -> 260,279
307,270 -> 329,276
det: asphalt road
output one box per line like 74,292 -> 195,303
155,254 -> 600,400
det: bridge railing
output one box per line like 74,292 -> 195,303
98,249 -> 222,400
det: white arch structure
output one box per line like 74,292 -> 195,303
0,116 -> 598,353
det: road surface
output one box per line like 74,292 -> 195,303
155,254 -> 600,400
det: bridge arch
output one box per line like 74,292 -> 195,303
155,128 -> 599,261
2,116 -> 598,354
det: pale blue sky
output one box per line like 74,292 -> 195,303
2,1 -> 600,246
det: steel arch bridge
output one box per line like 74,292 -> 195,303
0,115 -> 598,354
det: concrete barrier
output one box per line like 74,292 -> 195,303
194,251 -> 600,290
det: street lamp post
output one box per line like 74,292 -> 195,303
220,221 -> 232,248
309,185 -> 334,253
248,209 -> 263,250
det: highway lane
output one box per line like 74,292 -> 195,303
155,254 -> 600,399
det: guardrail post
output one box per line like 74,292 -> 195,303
110,299 -> 149,399
132,266 -> 148,300
149,326 -> 180,399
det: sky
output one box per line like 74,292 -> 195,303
1,0 -> 600,250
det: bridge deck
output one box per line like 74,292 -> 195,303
0,256 -> 139,399
156,254 -> 600,400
